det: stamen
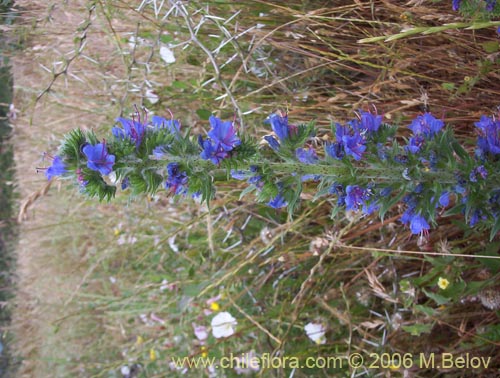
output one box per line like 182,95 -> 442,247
166,108 -> 174,121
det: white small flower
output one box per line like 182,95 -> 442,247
160,45 -> 176,64
145,88 -> 159,104
168,235 -> 179,253
120,365 -> 130,376
192,323 -> 208,341
304,322 -> 326,344
160,279 -> 170,292
211,311 -> 237,338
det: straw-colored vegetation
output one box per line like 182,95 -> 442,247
8,0 -> 500,377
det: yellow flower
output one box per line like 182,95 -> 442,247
210,302 -> 220,311
201,346 -> 208,358
113,228 -> 120,236
438,277 -> 450,290
149,348 -> 157,361
135,335 -> 144,345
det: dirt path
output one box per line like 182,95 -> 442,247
11,2 -> 127,376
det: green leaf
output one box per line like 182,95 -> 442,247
423,289 -> 450,305
490,217 -> 500,241
414,305 -> 437,317
402,323 -> 433,336
478,242 -> 500,271
172,80 -> 189,90
441,82 -> 456,91
481,41 -> 499,53
160,35 -> 174,44
196,109 -> 212,120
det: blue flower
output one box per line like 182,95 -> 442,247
301,174 -> 321,182
409,214 -> 430,235
200,139 -> 228,165
268,193 -> 287,209
231,166 -> 264,189
121,177 -> 130,190
45,156 -> 67,180
408,113 -> 443,138
208,115 -> 240,151
405,135 -> 425,154
296,147 -> 318,164
345,185 -> 369,212
362,201 -> 379,215
401,210 -> 430,235
264,135 -> 280,151
151,115 -> 180,134
231,170 -> 249,180
83,142 -> 115,175
359,110 -> 382,133
470,165 -> 488,182
153,145 -> 168,158
475,115 -> 500,156
329,183 -> 345,206
113,117 -> 146,149
439,192 -> 450,207
342,133 -> 366,161
325,142 -> 344,160
165,162 -> 188,195
264,113 -> 295,141
394,154 -> 409,164
469,209 -> 486,227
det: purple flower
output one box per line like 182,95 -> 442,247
268,193 -> 287,209
208,116 -> 240,151
264,113 -> 295,141
296,147 -> 318,164
76,168 -> 88,187
151,115 -> 180,134
113,117 -> 146,149
45,156 -> 67,180
345,185 -> 369,212
83,142 -> 115,175
408,113 -> 444,138
342,133 -> 366,161
452,0 -> 462,11
200,139 -> 228,165
359,110 -> 382,133
165,163 -> 188,195
485,0 -> 496,11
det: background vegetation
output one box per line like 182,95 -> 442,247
6,0 -> 500,377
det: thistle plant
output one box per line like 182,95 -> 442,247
43,107 -> 500,239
